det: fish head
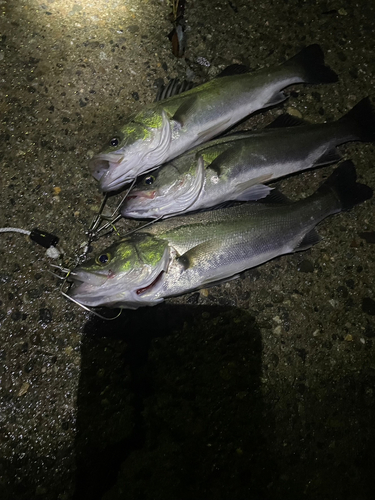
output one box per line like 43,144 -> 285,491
121,154 -> 206,219
89,108 -> 172,192
68,233 -> 170,308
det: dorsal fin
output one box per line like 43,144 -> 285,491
154,79 -> 195,102
154,63 -> 249,102
216,64 -> 249,78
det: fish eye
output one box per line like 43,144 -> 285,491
110,137 -> 120,147
144,175 -> 155,185
96,253 -> 110,265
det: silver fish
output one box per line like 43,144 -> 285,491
68,161 -> 372,309
121,97 -> 375,219
90,44 -> 338,192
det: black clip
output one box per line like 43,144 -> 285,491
30,228 -> 59,248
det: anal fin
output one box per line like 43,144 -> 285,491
314,147 -> 342,166
295,229 -> 321,252
265,91 -> 288,107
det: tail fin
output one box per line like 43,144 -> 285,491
284,44 -> 338,84
317,160 -> 373,211
338,97 -> 375,143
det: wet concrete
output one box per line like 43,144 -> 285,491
0,1 -> 374,499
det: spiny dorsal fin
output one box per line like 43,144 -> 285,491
154,79 -> 195,102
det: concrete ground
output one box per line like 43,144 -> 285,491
0,1 -> 374,499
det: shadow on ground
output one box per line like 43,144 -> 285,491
73,302 -> 375,500
73,304 -> 272,499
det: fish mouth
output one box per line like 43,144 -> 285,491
89,153 -> 124,179
127,190 -> 156,201
67,269 -> 113,304
89,153 -> 140,192
121,191 -> 164,219
121,178 -> 192,219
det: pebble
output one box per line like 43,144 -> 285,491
286,107 -> 302,118
17,382 -> 30,397
197,56 -> 210,67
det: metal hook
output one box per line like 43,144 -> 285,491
46,269 -> 69,280
121,215 -> 165,237
50,263 -> 74,275
89,178 -> 137,239
89,193 -> 109,233
61,291 -> 122,321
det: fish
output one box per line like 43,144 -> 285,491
90,44 -> 338,192
68,161 -> 372,309
121,97 -> 375,219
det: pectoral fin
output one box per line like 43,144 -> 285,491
178,239 -> 239,287
172,96 -> 199,127
178,239 -> 220,270
209,146 -> 237,176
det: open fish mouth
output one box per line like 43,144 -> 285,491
89,153 -> 125,182
90,150 -> 151,192
127,191 -> 157,201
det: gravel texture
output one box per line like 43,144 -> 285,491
0,1 -> 374,499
